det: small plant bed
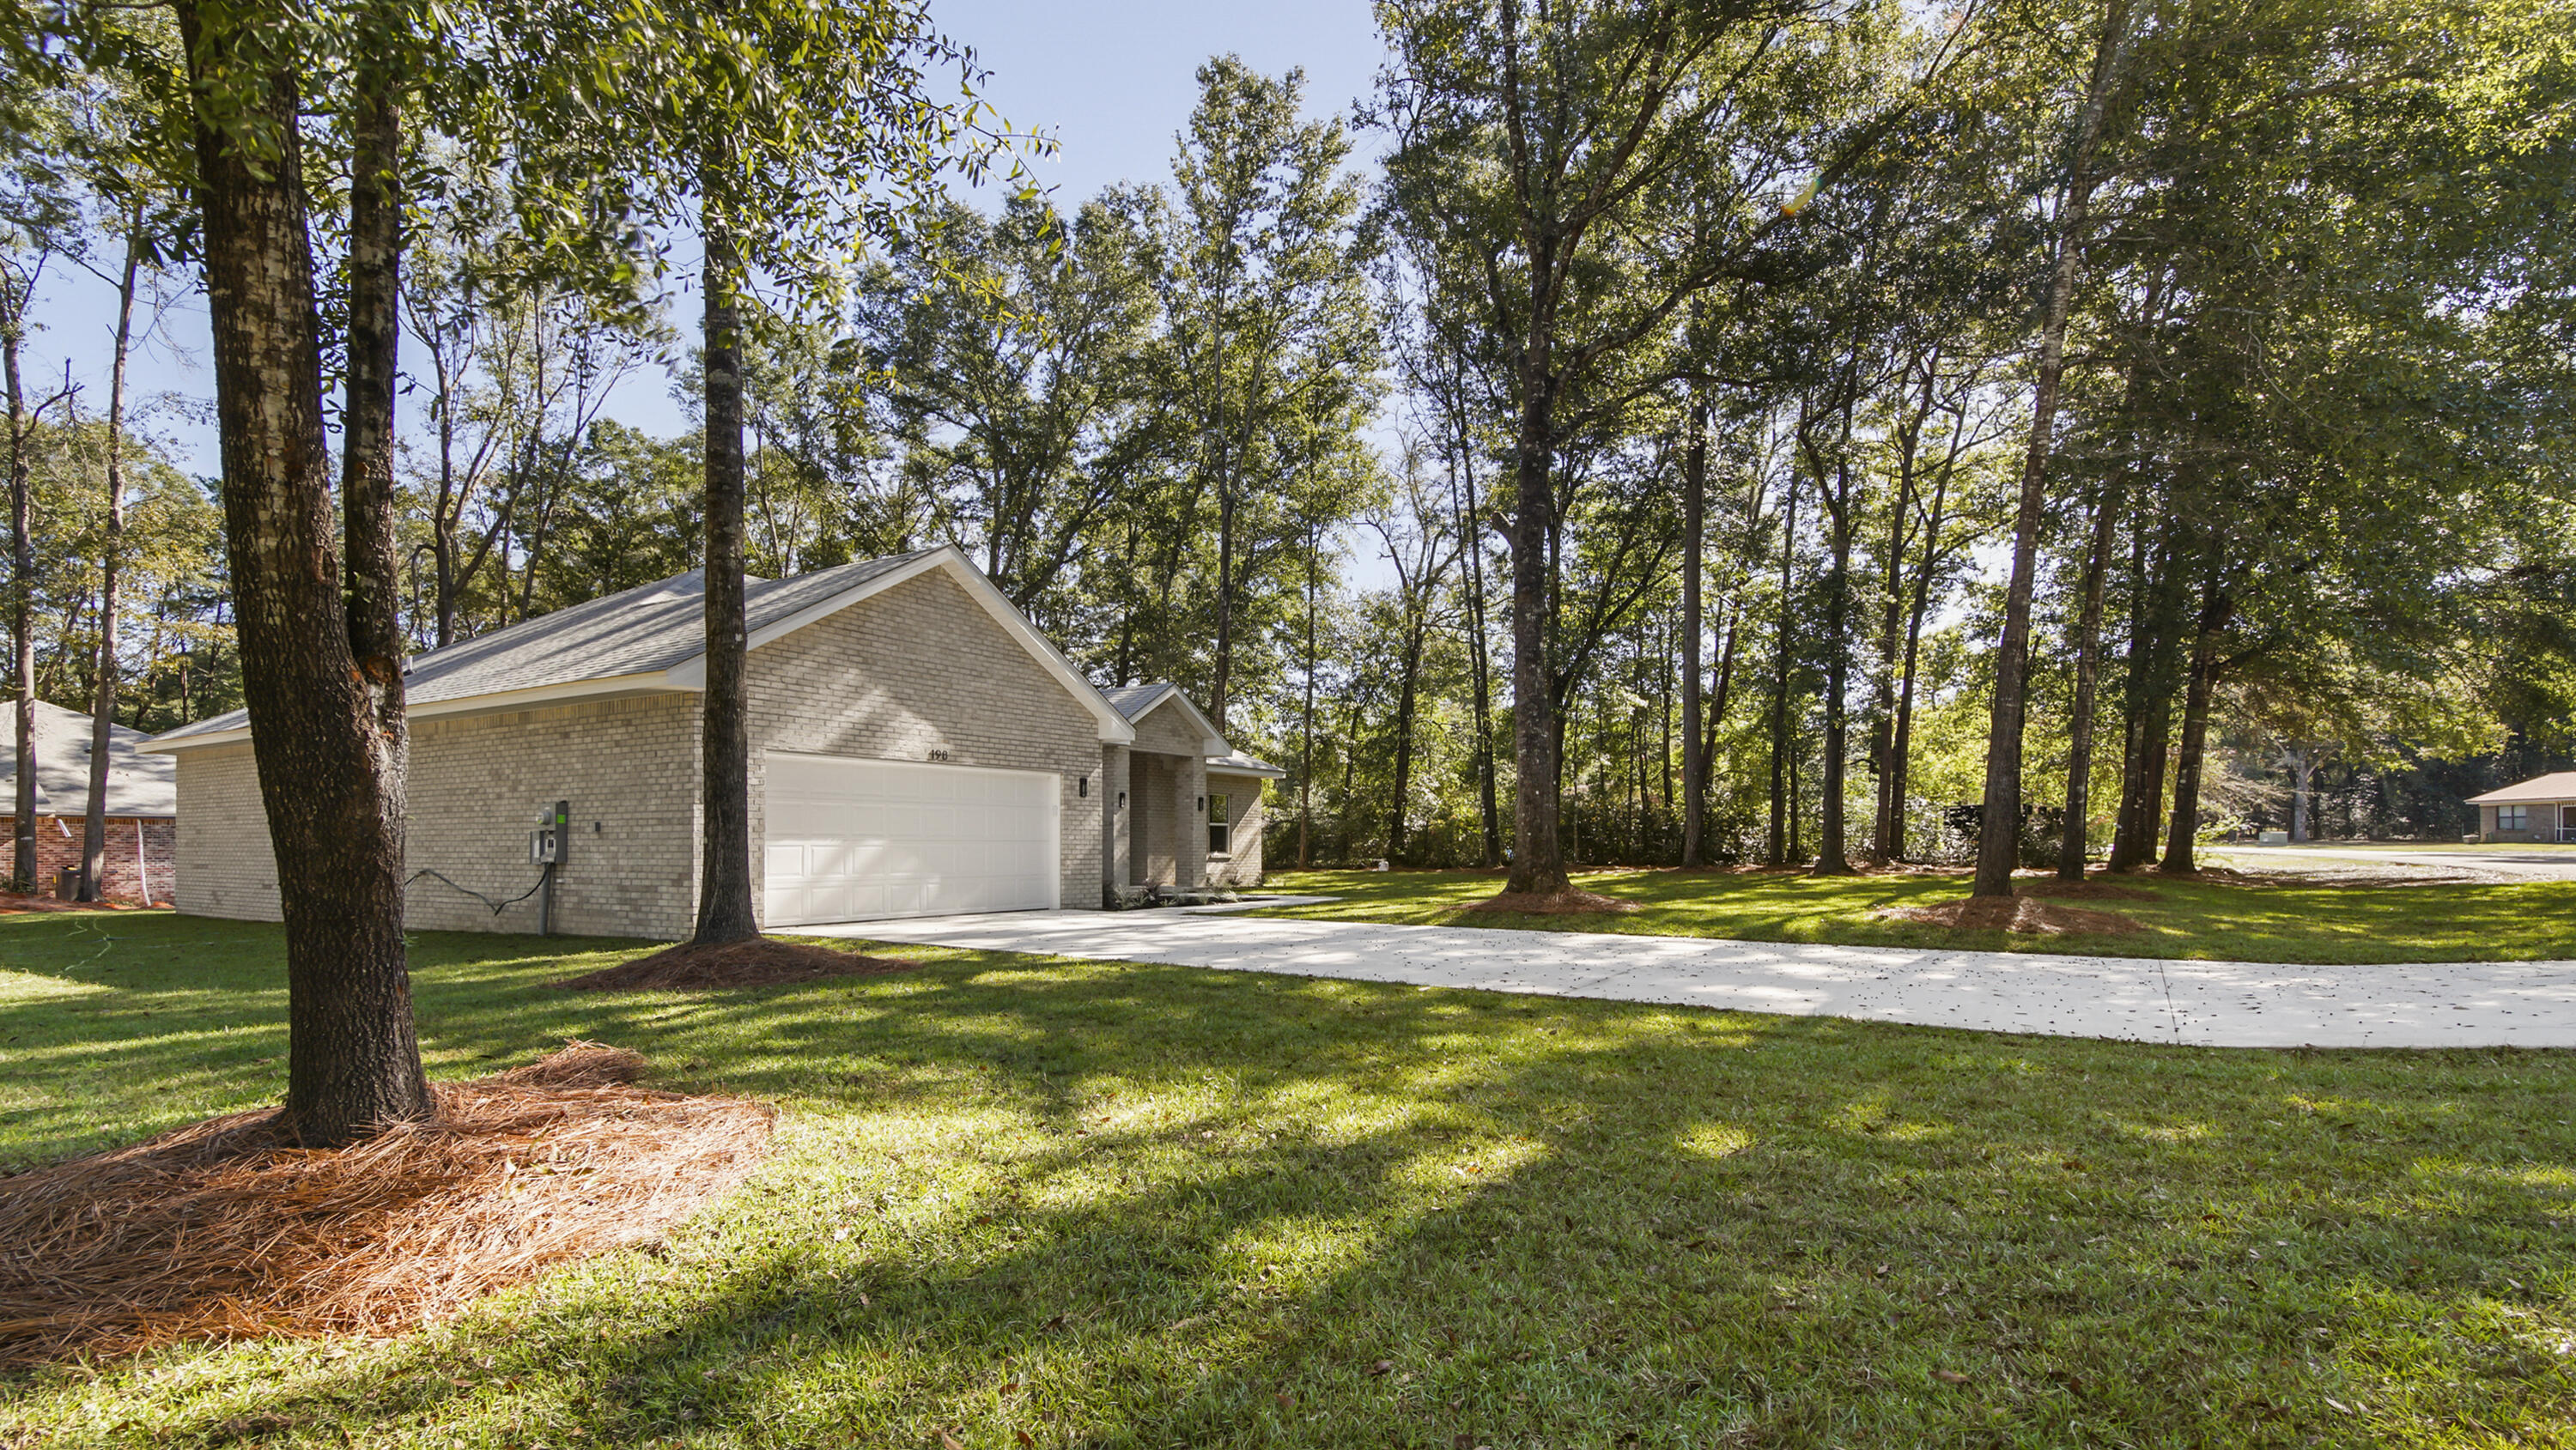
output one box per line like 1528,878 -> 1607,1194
0,1041 -> 771,1366
559,936 -> 918,990
1874,895 -> 2145,935
0,892 -> 160,915
1259,866 -> 2576,963
1465,887 -> 1641,915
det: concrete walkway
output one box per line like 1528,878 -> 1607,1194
802,907 -> 2576,1050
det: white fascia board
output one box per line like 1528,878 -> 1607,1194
689,543 -> 1135,743
137,670 -> 689,753
1207,760 -> 1288,781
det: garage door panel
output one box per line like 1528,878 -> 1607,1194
762,754 -> 1059,925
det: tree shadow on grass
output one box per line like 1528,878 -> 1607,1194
3,913 -> 2574,1445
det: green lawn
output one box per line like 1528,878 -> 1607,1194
1256,866 -> 2576,964
4,912 -> 2574,1447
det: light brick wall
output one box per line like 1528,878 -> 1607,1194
1129,699 -> 1208,756
168,564 -> 1115,936
0,815 -> 175,902
744,567 -> 1104,915
172,695 -> 700,938
1206,771 -> 1267,887
174,744 -> 277,921
403,694 -> 699,938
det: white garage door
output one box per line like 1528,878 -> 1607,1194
762,754 -> 1060,925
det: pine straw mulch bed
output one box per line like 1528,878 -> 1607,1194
1465,889 -> 1643,915
1874,894 -> 2146,936
2014,877 -> 2160,901
0,1042 -> 773,1367
558,937 -> 920,992
0,892 -> 159,915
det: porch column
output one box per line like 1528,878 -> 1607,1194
1101,743 -> 1131,896
1178,754 -> 1207,889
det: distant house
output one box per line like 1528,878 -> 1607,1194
1,701 -> 179,901
2465,774 -> 2576,843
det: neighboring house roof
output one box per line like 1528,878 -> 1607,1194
2,700 -> 178,817
2466,773 -> 2576,805
145,545 -> 1137,752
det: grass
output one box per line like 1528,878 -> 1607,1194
2,911 -> 2573,1447
1255,866 -> 2576,964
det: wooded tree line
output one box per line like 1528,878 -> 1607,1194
3,0 -> 2569,1131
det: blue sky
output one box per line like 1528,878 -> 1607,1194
28,0 -> 1391,476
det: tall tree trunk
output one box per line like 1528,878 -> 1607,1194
2288,750 -> 2314,842
2110,529 -> 2180,871
1814,424 -> 1857,877
2160,590 -> 2227,873
692,174 -> 757,944
1505,364 -> 1569,894
1971,0 -> 2136,897
1765,473 -> 1801,865
1297,533 -> 1317,870
2056,478 -> 2120,880
4,275 -> 34,895
1387,624 -> 1425,860
179,0 -> 430,1144
1456,456 -> 1501,869
81,222 -> 144,901
1885,464 -> 1951,864
1210,485 -> 1236,731
1680,395 -> 1707,866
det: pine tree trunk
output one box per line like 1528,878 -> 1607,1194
2160,598 -> 2227,874
1505,361 -> 1569,895
81,221 -> 144,900
1680,396 -> 1707,866
179,0 -> 429,1144
2057,481 -> 2120,880
1971,0 -> 2135,896
693,173 -> 758,944
1765,475 -> 1800,865
5,280 -> 35,895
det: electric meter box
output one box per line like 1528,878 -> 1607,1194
527,799 -> 570,866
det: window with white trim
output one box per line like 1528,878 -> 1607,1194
2499,805 -> 2529,831
1208,792 -> 1230,855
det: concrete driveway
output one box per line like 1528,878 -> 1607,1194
802,906 -> 2576,1051
2208,844 -> 2576,882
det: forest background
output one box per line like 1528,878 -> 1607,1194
8,0 -> 2575,884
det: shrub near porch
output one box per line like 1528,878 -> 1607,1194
3,912 -> 2572,1447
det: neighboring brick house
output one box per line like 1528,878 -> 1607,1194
147,546 -> 1274,938
2467,774 -> 2576,843
2,700 -> 178,903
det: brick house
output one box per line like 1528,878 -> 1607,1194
2467,774 -> 2576,843
3,699 -> 179,903
145,546 -> 1275,937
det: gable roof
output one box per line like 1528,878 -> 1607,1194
2467,773 -> 2576,805
147,546 -> 1134,751
3,700 -> 178,817
1103,680 -> 1229,757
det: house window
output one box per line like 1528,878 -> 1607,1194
1208,792 -> 1230,855
2499,805 -> 2529,831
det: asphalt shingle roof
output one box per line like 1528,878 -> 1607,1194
2467,772 -> 2576,805
1100,683 -> 1177,722
154,550 -> 934,745
3,700 -> 178,816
